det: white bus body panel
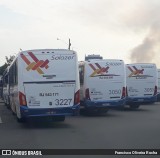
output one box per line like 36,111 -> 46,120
24,82 -> 75,109
80,59 -> 126,110
126,63 -> 157,104
10,49 -> 80,118
2,67 -> 10,106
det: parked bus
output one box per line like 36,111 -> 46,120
79,59 -> 126,114
2,67 -> 10,107
8,49 -> 80,122
126,63 -> 157,108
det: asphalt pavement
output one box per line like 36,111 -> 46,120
0,99 -> 160,158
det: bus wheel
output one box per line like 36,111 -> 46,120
12,110 -> 16,115
17,117 -> 26,123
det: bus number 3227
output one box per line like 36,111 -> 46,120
55,99 -> 72,106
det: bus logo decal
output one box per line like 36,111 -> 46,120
127,66 -> 153,78
128,66 -> 144,77
21,52 -> 49,74
89,63 -> 120,78
89,63 -> 109,77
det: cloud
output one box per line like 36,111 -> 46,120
116,0 -> 160,65
1,0 -> 160,66
130,23 -> 160,64
0,0 -> 130,30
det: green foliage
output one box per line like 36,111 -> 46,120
5,55 -> 15,66
0,55 -> 15,75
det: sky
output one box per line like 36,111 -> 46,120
0,0 -> 160,67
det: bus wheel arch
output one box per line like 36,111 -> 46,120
15,105 -> 26,123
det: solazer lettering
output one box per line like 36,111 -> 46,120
51,55 -> 74,60
106,62 -> 121,66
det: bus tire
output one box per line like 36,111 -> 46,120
17,117 -> 26,123
12,111 -> 15,115
6,104 -> 11,109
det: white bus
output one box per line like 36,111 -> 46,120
126,63 -> 157,108
2,67 -> 10,107
79,59 -> 126,114
8,49 -> 80,122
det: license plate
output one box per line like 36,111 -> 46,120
46,111 -> 56,115
138,99 -> 144,101
102,103 -> 110,106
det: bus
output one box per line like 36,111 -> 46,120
126,63 -> 157,108
2,67 -> 10,107
8,49 -> 80,122
79,59 -> 126,114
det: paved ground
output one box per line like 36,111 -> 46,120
0,99 -> 160,158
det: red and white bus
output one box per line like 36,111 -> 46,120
7,49 -> 80,122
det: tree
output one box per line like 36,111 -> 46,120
0,55 -> 15,75
5,55 -> 15,66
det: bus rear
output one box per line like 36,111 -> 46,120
17,49 -> 80,121
80,59 -> 126,113
126,63 -> 157,108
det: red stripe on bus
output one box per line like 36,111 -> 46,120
89,64 -> 96,71
28,52 -> 39,62
32,60 -> 44,70
95,63 -> 102,69
40,59 -> 49,68
20,54 -> 30,65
